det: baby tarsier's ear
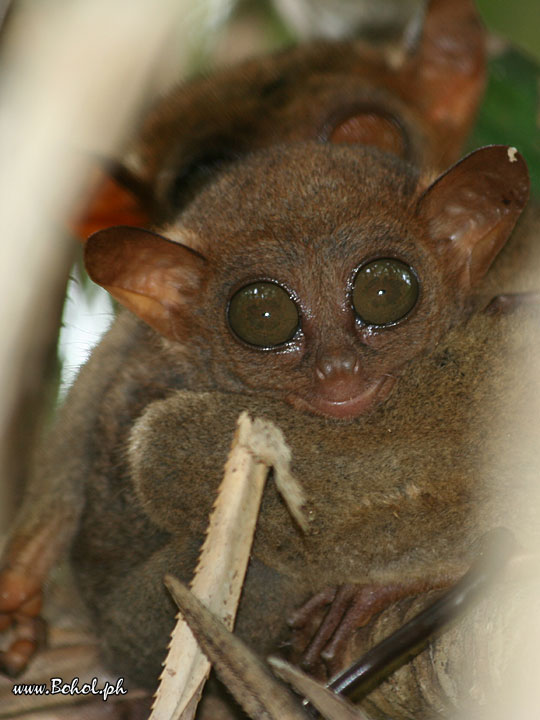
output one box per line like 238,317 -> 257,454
333,0 -> 485,154
408,0 -> 485,151
416,146 -> 530,291
85,226 -> 207,341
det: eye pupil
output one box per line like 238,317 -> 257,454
352,258 -> 418,326
228,281 -> 299,348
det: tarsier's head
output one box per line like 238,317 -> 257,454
85,143 -> 529,419
78,0 -> 487,244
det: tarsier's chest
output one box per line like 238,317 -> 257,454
67,304 -> 540,697
73,309 -> 540,612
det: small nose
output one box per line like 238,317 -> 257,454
315,350 -> 359,380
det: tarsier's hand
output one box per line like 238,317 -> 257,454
287,580 -> 447,680
0,567 -> 45,676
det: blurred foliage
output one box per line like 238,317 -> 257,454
477,0 -> 540,62
469,49 -> 540,197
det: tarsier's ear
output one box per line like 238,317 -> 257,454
329,111 -> 407,158
84,226 -> 207,340
328,0 -> 485,163
73,165 -> 150,240
408,0 -> 485,163
417,146 -> 530,290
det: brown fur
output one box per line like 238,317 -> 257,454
40,140 -> 535,692
89,304 -> 540,689
0,1 -> 537,716
107,0 -> 484,226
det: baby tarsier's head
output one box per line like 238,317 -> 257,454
85,142 -> 529,419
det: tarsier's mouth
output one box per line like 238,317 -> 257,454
287,375 -> 396,420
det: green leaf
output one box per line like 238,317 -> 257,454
469,48 -> 540,197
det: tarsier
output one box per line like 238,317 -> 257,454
1,0 -> 539,717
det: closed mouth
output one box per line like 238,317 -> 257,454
287,375 -> 396,420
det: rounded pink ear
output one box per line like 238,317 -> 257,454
328,111 -> 407,158
416,146 -> 530,289
85,226 -> 207,340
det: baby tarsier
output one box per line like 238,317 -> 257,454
1,0 -> 539,717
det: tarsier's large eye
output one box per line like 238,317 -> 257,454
352,258 -> 418,326
228,281 -> 299,348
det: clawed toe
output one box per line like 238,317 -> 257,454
0,568 -> 45,676
0,615 -> 46,676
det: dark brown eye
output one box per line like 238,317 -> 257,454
352,258 -> 418,326
228,282 -> 299,348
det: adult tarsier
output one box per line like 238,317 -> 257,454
1,0 -> 540,717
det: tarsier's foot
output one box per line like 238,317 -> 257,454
0,568 -> 45,676
287,581 -> 441,680
484,292 -> 540,315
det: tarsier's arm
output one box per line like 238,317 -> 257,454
0,314 -> 151,673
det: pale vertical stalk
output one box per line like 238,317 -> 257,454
151,412 -> 306,720
457,249 -> 540,717
0,0 -> 225,532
